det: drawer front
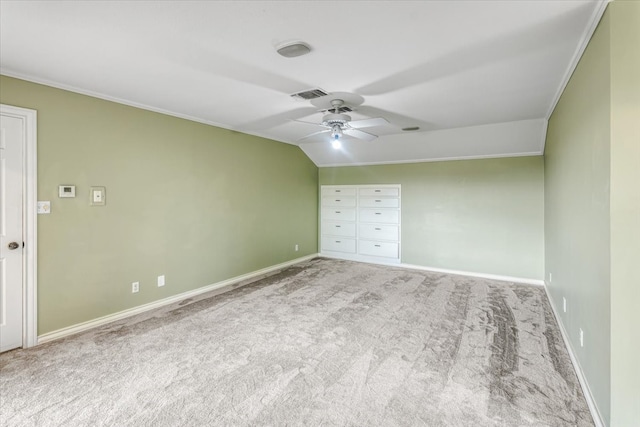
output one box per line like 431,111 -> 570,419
359,240 -> 399,258
359,197 -> 399,208
322,196 -> 356,207
359,224 -> 399,241
359,188 -> 399,197
322,187 -> 357,197
323,221 -> 356,237
322,207 -> 356,221
322,237 -> 356,254
359,209 -> 399,224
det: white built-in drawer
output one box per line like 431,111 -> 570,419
322,207 -> 356,221
359,197 -> 399,208
322,187 -> 357,196
359,188 -> 399,197
359,209 -> 399,224
322,237 -> 356,254
359,224 -> 399,241
323,221 -> 356,237
322,196 -> 356,207
359,240 -> 399,258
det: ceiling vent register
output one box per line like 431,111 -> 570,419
290,88 -> 329,100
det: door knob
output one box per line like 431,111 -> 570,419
8,242 -> 19,250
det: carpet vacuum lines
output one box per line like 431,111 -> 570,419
0,258 -> 594,426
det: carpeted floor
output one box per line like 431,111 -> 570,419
1,258 -> 593,426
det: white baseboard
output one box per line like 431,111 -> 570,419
319,254 -> 543,286
400,262 -> 545,286
542,282 -> 606,427
38,254 -> 319,345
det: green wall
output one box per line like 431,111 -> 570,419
0,75 -> 319,335
609,1 -> 640,425
320,157 -> 544,280
545,9 -> 611,423
545,2 -> 639,425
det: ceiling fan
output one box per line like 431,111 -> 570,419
297,98 -> 389,148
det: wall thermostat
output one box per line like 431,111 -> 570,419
59,185 -> 76,198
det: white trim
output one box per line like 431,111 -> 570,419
542,282 -> 605,427
0,70 -> 230,130
0,74 -> 546,167
0,70 -> 289,147
400,262 -> 544,286
545,0 -> 609,119
317,254 -> 544,286
316,151 -> 543,168
321,252 -> 402,266
38,254 -> 319,344
538,119 -> 549,153
0,104 -> 38,349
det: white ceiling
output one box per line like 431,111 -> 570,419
0,1 -> 606,166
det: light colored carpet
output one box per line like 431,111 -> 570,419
1,258 -> 593,426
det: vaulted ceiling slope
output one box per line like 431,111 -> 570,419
0,1 -> 607,166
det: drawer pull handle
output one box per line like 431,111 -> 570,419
375,228 -> 381,230
375,245 -> 381,247
336,190 -> 341,192
375,200 -> 381,202
335,199 -> 341,202
336,241 -> 341,243
375,212 -> 382,215
375,190 -> 381,192
335,225 -> 341,228
335,211 -> 341,213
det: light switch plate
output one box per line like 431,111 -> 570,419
58,185 -> 76,198
37,201 -> 51,214
90,186 -> 106,206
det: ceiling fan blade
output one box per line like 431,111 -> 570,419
237,107 -> 319,131
349,117 -> 389,129
297,129 -> 330,142
344,128 -> 377,142
357,105 -> 433,133
292,119 -> 328,128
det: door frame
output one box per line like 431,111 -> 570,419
1,104 -> 38,348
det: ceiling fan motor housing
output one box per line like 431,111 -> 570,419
322,113 -> 351,127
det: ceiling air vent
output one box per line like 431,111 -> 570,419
290,88 -> 329,100
323,106 -> 353,113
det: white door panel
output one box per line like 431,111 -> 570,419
0,114 -> 23,352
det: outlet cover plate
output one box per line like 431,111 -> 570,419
90,186 -> 106,206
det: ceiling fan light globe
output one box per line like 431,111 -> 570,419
331,124 -> 343,139
331,139 -> 342,149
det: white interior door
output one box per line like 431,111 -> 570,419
0,113 -> 24,352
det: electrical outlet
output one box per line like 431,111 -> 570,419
295,244 -> 299,252
132,281 -> 139,293
157,275 -> 165,287
580,329 -> 584,347
563,297 -> 567,313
